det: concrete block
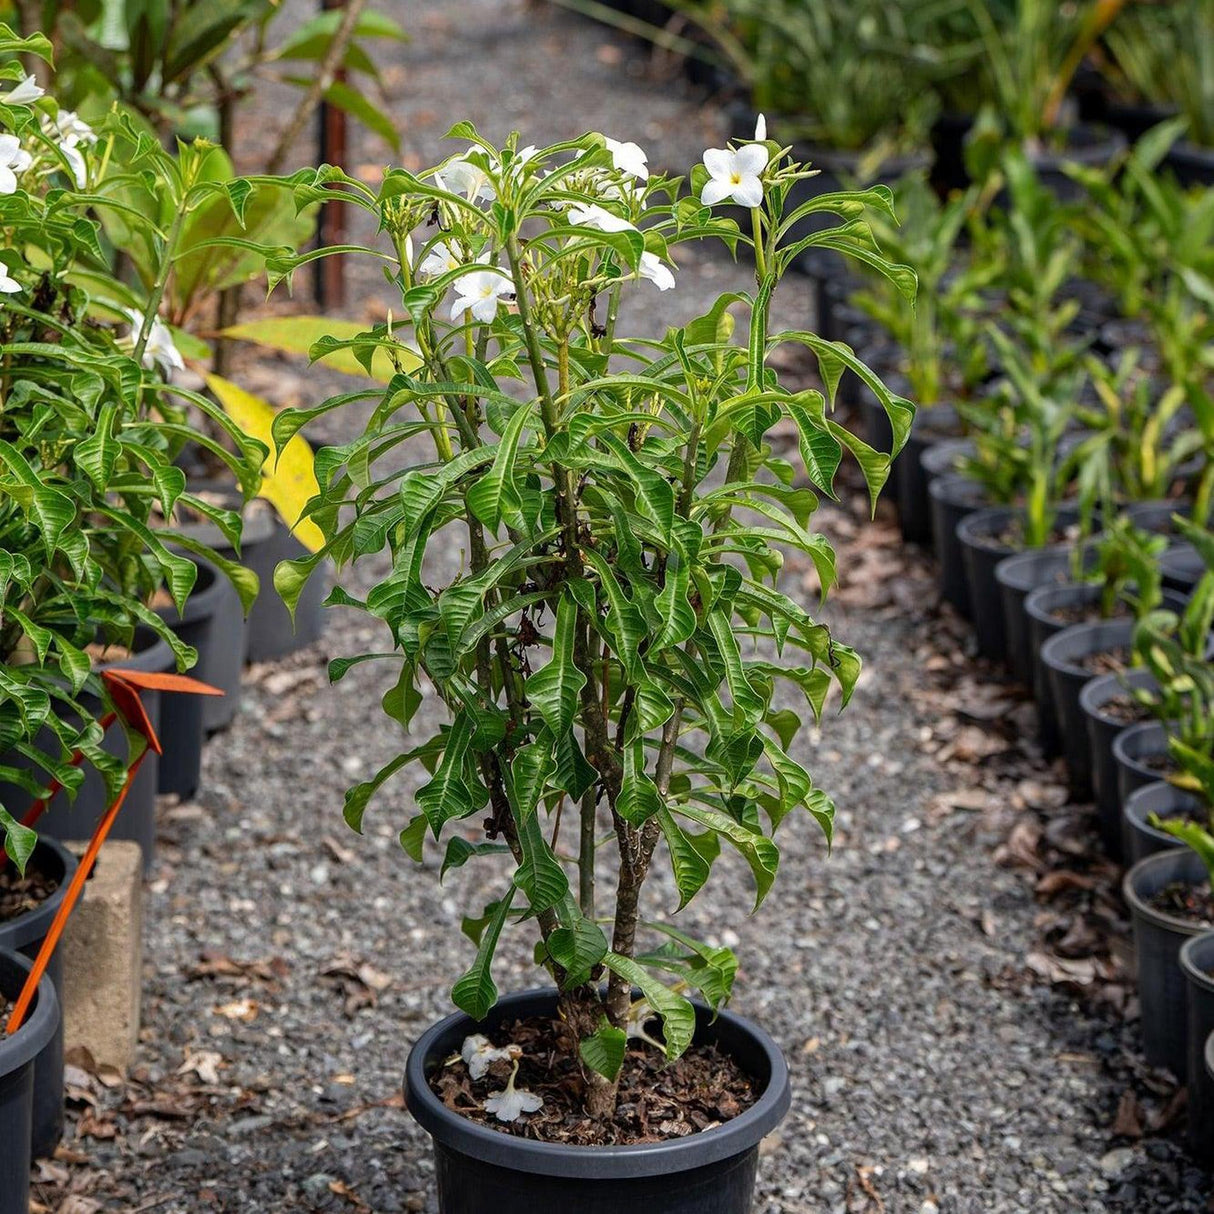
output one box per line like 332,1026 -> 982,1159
60,841 -> 143,1072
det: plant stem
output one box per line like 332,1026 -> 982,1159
135,205 -> 188,370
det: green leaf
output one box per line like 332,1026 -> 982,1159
451,888 -> 514,1020
617,740 -> 661,826
676,803 -> 779,910
579,1018 -> 628,1081
321,80 -> 401,155
466,402 -> 534,531
513,810 -> 569,915
658,806 -> 712,910
547,899 -> 608,987
524,592 -> 586,737
0,806 -> 35,875
602,953 -> 696,1061
441,837 -> 511,880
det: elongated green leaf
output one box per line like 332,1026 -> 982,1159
603,953 -> 695,1061
658,806 -> 712,910
524,592 -> 586,737
676,802 -> 779,910
579,1018 -> 627,1081
451,888 -> 514,1020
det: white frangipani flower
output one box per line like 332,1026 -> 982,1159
637,250 -> 675,292
604,136 -> 649,181
0,263 -> 22,296
483,1060 -> 543,1123
700,143 -> 769,208
460,1034 -> 520,1081
418,240 -> 461,279
0,134 -> 31,194
450,263 -> 513,324
125,307 -> 185,376
436,154 -> 496,202
3,75 -> 44,106
60,140 -> 87,187
568,201 -> 635,233
754,113 -> 767,142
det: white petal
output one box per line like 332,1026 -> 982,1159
638,251 -> 675,291
470,295 -> 500,323
731,175 -> 764,208
0,165 -> 15,195
733,144 -> 770,176
754,113 -> 767,142
5,75 -> 43,105
699,177 -> 733,207
450,294 -> 473,321
702,147 -> 734,179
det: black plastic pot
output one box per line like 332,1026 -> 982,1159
920,436 -> 973,485
930,111 -> 974,193
1181,933 -> 1214,1165
404,988 -> 791,1214
1102,100 -> 1180,142
199,566 -> 246,734
1123,781 -> 1205,866
243,511 -> 328,663
0,949 -> 59,1209
1123,498 -> 1192,537
959,505 -> 1082,664
1079,668 -> 1158,860
152,560 -> 226,799
1114,720 -> 1176,808
1166,141 -> 1214,189
929,475 -> 988,615
1124,850 -> 1213,1074
1024,125 -> 1126,202
0,838 -> 76,1160
1160,543 -> 1203,597
0,629 -> 172,872
1041,619 -> 1133,799
996,546 -> 1093,687
897,406 -> 962,545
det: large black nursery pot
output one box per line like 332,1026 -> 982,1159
152,559 -> 227,800
1184,933 -> 1214,1164
1040,619 -> 1133,799
404,989 -> 791,1214
1160,543 -> 1203,597
928,475 -> 988,615
1124,849 -> 1212,1074
958,505 -> 1082,664
1114,720 -> 1176,808
996,545 -> 1094,687
1079,668 -> 1157,860
1166,141 -> 1214,189
1122,781 -> 1205,867
0,838 -> 76,1160
2,629 -> 172,873
0,949 -> 59,1213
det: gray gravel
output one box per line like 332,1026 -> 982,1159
38,3 -> 1213,1211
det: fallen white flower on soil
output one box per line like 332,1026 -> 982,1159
484,1060 -> 543,1123
460,1034 -> 520,1081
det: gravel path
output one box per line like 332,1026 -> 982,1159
38,3 -> 1212,1211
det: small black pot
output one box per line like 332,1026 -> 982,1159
1123,781 -> 1206,866
0,838 -> 76,1159
897,406 -> 962,545
1040,619 -> 1133,799
1,629 -> 172,872
1113,720 -> 1176,808
0,949 -> 59,1210
1181,933 -> 1214,1166
1125,850 -> 1213,1074
1160,543 -> 1203,597
959,505 -> 1082,664
920,436 -> 973,484
930,111 -> 974,193
929,475 -> 988,615
1102,100 -> 1180,142
1024,125 -> 1127,201
243,512 -> 328,663
404,989 -> 791,1214
1166,141 -> 1214,189
1079,668 -> 1158,859
996,546 -> 1093,687
1123,498 -> 1192,537
152,560 -> 227,800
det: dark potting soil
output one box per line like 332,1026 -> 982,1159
0,856 -> 59,924
429,1014 -> 757,1146
1077,648 -> 1129,676
994,523 -> 1079,549
1141,754 -> 1177,776
1049,603 -> 1124,626
1146,882 -> 1214,926
1098,694 -> 1151,725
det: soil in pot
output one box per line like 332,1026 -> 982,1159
1124,850 -> 1213,1074
0,949 -> 60,1212
0,839 -> 75,1162
1115,721 -> 1181,807
430,1015 -> 756,1145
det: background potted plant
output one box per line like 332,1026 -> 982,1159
265,119 -> 913,1209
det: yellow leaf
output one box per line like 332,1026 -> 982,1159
220,316 -> 419,382
205,373 -> 325,553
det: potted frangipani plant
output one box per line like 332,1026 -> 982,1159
269,121 -> 913,1210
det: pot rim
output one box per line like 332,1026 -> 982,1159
1111,719 -> 1172,770
0,948 -> 59,1077
927,473 -> 986,508
1180,930 -> 1214,996
1123,780 -> 1204,844
403,987 -> 791,1179
0,836 -> 77,952
1123,849 -> 1214,937
994,546 -> 1080,594
1039,618 -> 1133,676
